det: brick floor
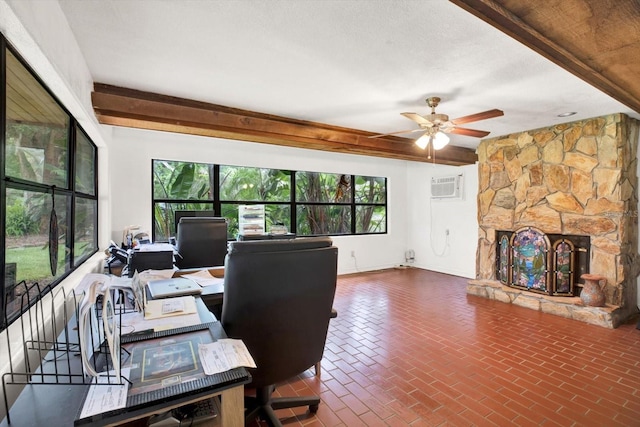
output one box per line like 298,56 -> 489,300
249,268 -> 640,426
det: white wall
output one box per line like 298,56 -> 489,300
406,162 -> 479,279
108,126 -> 410,275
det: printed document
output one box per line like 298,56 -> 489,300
161,298 -> 185,314
144,295 -> 197,320
79,368 -> 130,419
199,339 -> 257,375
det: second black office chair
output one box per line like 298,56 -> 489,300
175,217 -> 228,269
221,237 -> 338,427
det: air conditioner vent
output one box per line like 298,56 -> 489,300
431,175 -> 462,199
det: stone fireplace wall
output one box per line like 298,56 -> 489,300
471,113 -> 640,327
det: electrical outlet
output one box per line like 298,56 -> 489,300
351,250 -> 356,257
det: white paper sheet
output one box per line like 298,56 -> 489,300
136,243 -> 176,252
79,367 -> 130,419
74,273 -> 111,295
161,298 -> 185,314
77,278 -> 108,377
181,270 -> 225,287
119,310 -> 202,334
198,339 -> 256,375
138,269 -> 177,283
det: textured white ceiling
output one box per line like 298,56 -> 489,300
58,0 -> 637,150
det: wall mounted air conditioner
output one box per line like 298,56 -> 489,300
431,175 -> 463,199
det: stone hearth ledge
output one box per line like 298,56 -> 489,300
468,279 -> 623,328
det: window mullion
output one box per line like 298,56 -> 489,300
291,171 -> 297,234
351,174 -> 356,234
68,121 -> 76,266
1,36 -> 7,329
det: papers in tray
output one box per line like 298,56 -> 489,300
198,339 -> 257,375
75,272 -> 144,312
144,295 -> 198,320
77,277 -> 106,377
76,274 -> 124,378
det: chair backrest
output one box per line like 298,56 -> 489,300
175,217 -> 228,269
221,237 -> 338,388
174,210 -> 217,236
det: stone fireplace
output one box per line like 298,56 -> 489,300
468,113 -> 640,328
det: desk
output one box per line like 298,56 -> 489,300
0,298 -> 249,427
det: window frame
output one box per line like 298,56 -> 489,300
1,35 -> 99,331
152,159 -> 387,242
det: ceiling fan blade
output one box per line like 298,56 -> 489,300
451,109 -> 504,125
449,127 -> 491,138
368,128 -> 424,139
401,112 -> 432,125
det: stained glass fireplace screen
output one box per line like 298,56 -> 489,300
496,229 -> 588,296
510,227 -> 550,293
552,240 -> 575,295
498,234 -> 510,285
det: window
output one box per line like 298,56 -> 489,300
152,160 -> 386,241
295,172 -> 351,235
152,160 -> 215,240
1,39 -> 99,330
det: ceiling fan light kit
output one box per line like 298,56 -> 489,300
415,128 -> 450,151
432,131 -> 450,150
371,96 -> 503,153
415,134 -> 430,149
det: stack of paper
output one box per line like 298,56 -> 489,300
144,295 -> 198,320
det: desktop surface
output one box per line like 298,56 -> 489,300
0,298 -> 249,427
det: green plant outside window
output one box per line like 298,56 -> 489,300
152,160 -> 386,241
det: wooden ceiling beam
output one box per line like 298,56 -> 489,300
450,0 -> 640,113
91,83 -> 478,166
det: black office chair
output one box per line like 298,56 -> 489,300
221,237 -> 338,427
175,217 -> 228,269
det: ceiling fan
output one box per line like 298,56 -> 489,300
370,97 -> 504,152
